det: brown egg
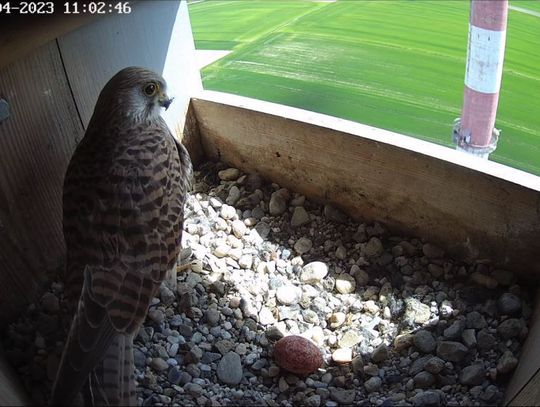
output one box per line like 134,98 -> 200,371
273,335 -> 323,375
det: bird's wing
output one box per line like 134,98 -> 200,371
52,125 -> 189,405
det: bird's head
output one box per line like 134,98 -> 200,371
94,66 -> 174,124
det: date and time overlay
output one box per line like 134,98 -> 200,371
0,1 -> 132,15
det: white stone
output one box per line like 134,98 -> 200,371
213,244 -> 230,258
329,312 -> 347,329
335,273 -> 356,294
231,220 -> 247,238
332,348 -> 353,364
339,331 -> 361,348
300,262 -> 329,283
259,307 -> 276,325
239,254 -> 253,269
276,285 -> 302,305
220,204 -> 237,220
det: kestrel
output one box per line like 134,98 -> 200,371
51,67 -> 192,406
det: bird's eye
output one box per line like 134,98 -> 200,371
144,83 -> 157,96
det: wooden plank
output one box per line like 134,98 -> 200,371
0,41 -> 83,325
0,14 -> 99,69
0,349 -> 29,405
505,287 -> 540,404
183,101 -> 205,166
191,95 -> 540,279
57,0 -> 202,135
508,368 -> 540,406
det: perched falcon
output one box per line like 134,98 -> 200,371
51,67 -> 192,406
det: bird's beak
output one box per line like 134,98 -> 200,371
158,93 -> 174,111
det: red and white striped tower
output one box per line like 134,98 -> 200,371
453,0 -> 508,158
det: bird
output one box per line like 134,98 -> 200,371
50,66 -> 192,406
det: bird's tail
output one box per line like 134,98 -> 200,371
84,334 -> 136,406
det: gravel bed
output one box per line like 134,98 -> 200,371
1,160 -> 533,406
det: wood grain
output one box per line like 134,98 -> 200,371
506,287 -> 540,404
192,97 -> 540,279
508,368 -> 540,406
0,41 -> 83,325
57,0 -> 201,135
0,14 -> 99,69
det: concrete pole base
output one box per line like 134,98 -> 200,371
452,118 -> 500,159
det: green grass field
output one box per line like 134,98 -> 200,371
189,0 -> 540,175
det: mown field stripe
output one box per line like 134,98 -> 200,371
191,0 -> 540,175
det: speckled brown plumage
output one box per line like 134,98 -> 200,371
51,67 -> 192,406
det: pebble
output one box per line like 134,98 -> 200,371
238,254 -> 253,269
459,364 -> 486,386
323,204 -> 348,223
497,293 -> 522,316
305,394 -> 322,407
150,358 -> 169,372
168,366 -> 183,384
291,206 -> 310,227
371,344 -> 389,363
335,273 -> 356,294
424,356 -> 445,374
269,190 -> 288,215
231,219 -> 247,237
330,387 -> 356,403
413,371 -> 435,388
351,266 -> 369,286
134,349 -> 146,369
498,318 -> 524,339
363,237 -> 383,258
412,391 -> 441,407
394,333 -> 414,351
205,309 -> 220,326
148,309 -> 165,324
364,376 -> 382,393
300,262 -> 329,283
471,271 -> 498,289
3,161 -> 530,407
217,352 -> 243,385
218,168 -> 241,181
477,329 -> 496,350
443,320 -> 464,340
273,335 -> 322,375
332,348 -> 352,364
339,331 -> 361,348
329,312 -> 346,329
497,350 -> 518,374
276,285 -> 302,306
462,329 -> 477,348
259,307 -> 276,325
294,237 -> 313,254
226,185 -> 241,205
466,311 -> 487,329
220,204 -> 236,220
413,330 -> 436,353
437,341 -> 468,362
404,298 -> 431,325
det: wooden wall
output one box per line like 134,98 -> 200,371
0,43 -> 83,325
192,94 -> 540,279
0,0 -> 201,326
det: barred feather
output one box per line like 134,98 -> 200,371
51,67 -> 192,406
